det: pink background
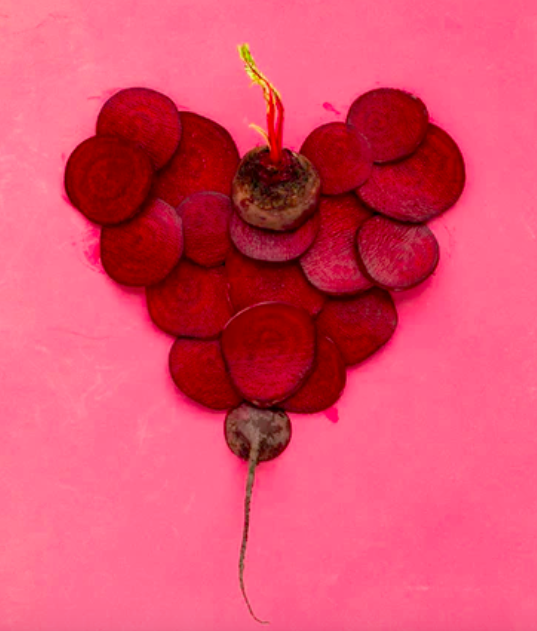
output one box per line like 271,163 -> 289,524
1,0 -> 537,629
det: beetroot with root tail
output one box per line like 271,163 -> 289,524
225,402 -> 292,624
346,88 -> 429,163
96,87 -> 182,170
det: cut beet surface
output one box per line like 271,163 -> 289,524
100,198 -> 183,286
226,247 -> 325,316
153,111 -> 240,207
282,334 -> 346,414
221,302 -> 316,407
347,88 -> 429,163
96,87 -> 182,170
229,208 -> 319,262
299,122 -> 372,195
64,135 -> 153,225
356,215 -> 439,290
146,260 -> 233,338
357,124 -> 466,223
316,288 -> 398,366
179,192 -> 233,267
300,194 -> 373,295
169,338 -> 241,410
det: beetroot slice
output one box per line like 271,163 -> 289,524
316,288 -> 397,366
179,192 -> 233,267
146,260 -> 233,338
221,302 -> 316,407
299,122 -> 372,195
299,194 -> 373,295
100,198 -> 183,286
347,88 -> 429,163
96,87 -> 182,170
64,135 -> 153,225
169,338 -> 241,410
229,209 -> 319,262
357,124 -> 465,222
226,247 -> 325,316
356,215 -> 439,290
282,334 -> 346,414
153,112 -> 240,207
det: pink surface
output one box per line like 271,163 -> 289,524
1,0 -> 537,629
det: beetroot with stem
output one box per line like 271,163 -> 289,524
229,208 -> 319,262
64,135 -> 153,225
225,402 -> 292,624
356,215 -> 439,290
346,88 -> 429,163
231,45 -> 321,231
96,87 -> 182,170
100,198 -> 183,287
226,247 -> 325,316
357,123 -> 466,222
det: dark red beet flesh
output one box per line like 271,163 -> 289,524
221,302 -> 316,407
316,288 -> 398,366
100,198 -> 183,286
356,215 -> 439,290
169,338 -> 241,410
282,334 -> 346,414
299,122 -> 372,195
153,112 -> 240,207
179,192 -> 233,267
347,88 -> 429,163
357,124 -> 465,222
226,247 -> 325,316
64,135 -> 153,225
299,194 -> 373,295
96,87 -> 182,170
229,209 -> 319,262
146,260 -> 233,338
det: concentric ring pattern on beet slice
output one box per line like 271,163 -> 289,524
229,209 -> 319,262
221,302 -> 316,407
357,124 -> 465,223
146,260 -> 233,338
346,88 -> 429,163
169,338 -> 242,410
64,135 -> 153,225
100,198 -> 183,287
96,87 -> 182,170
299,122 -> 372,195
179,191 -> 233,267
282,334 -> 346,414
356,215 -> 439,290
153,111 -> 240,207
300,194 -> 373,295
226,247 -> 325,316
316,288 -> 398,366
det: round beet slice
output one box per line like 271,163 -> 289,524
282,334 -> 346,414
346,88 -> 429,163
169,338 -> 241,410
100,198 -> 183,286
226,247 -> 325,316
64,135 -> 153,225
299,122 -> 372,195
221,302 -> 316,407
299,194 -> 373,295
316,288 -> 398,366
229,209 -> 319,262
179,191 -> 233,267
356,215 -> 439,290
146,260 -> 233,338
96,87 -> 182,170
357,124 -> 466,223
153,111 -> 240,207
